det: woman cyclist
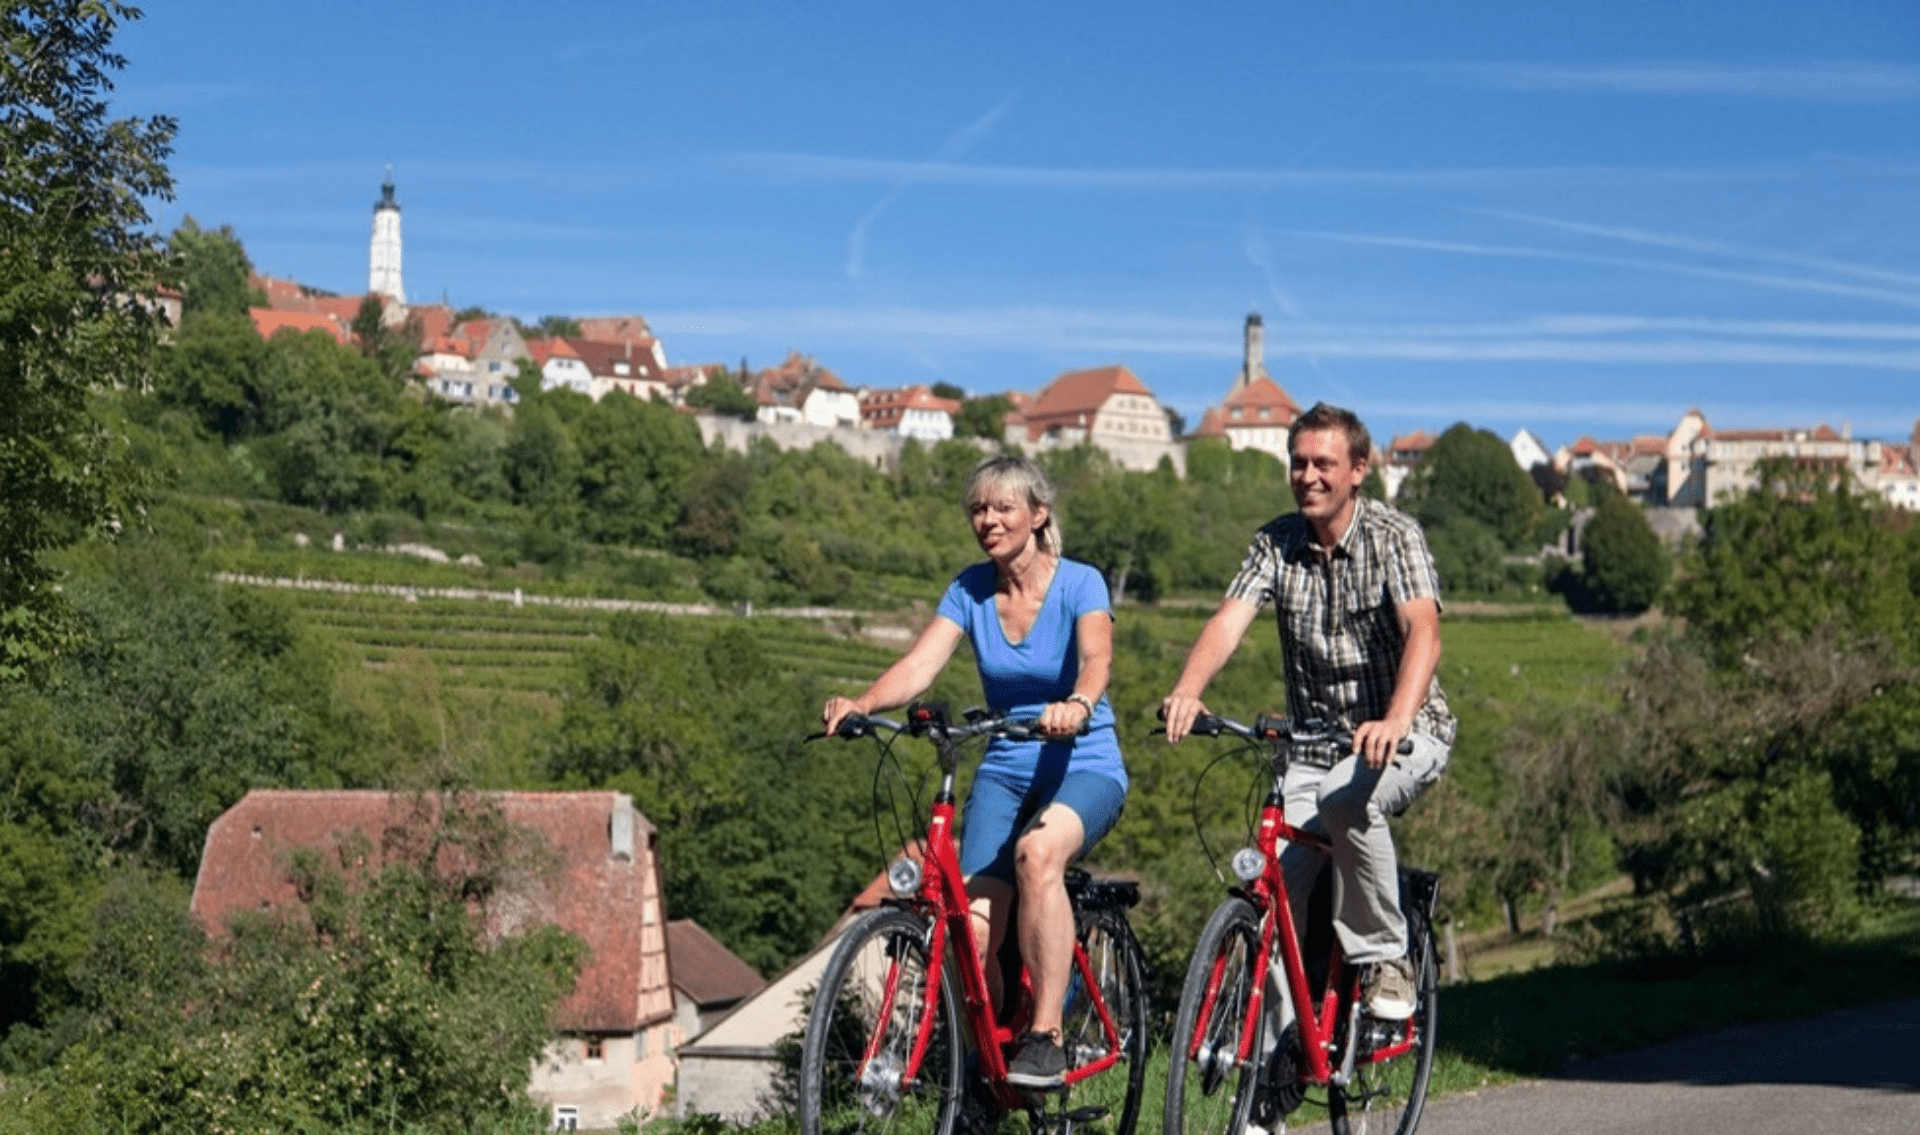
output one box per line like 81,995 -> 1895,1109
821,454 -> 1128,1090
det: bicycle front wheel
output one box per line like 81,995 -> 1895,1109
800,907 -> 965,1135
1060,902 -> 1150,1135
1164,897 -> 1266,1135
1327,925 -> 1438,1135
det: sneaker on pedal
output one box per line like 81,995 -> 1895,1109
1364,956 -> 1417,1021
1005,1030 -> 1067,1090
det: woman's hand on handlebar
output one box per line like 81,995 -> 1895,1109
1036,696 -> 1091,739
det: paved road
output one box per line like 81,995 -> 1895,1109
1412,997 -> 1920,1135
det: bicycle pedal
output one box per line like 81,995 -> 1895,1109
1063,1106 -> 1109,1123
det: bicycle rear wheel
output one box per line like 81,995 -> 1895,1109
1060,903 -> 1150,1135
800,907 -> 965,1135
1327,925 -> 1438,1135
1164,897 -> 1265,1135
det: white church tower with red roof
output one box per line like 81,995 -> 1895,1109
368,167 -> 405,306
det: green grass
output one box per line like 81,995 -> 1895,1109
1437,900 -> 1920,1078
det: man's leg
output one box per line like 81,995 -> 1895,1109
1313,734 -> 1448,966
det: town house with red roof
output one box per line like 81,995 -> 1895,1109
747,351 -> 861,429
1188,314 -> 1302,464
859,385 -> 962,441
1007,363 -> 1178,472
193,790 -> 678,1132
1661,409 -> 1881,508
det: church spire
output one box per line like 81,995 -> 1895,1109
368,165 -> 406,306
1238,311 -> 1266,390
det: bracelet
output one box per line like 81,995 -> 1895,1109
1066,693 -> 1096,715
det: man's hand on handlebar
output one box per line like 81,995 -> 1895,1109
1157,693 -> 1209,744
821,695 -> 868,740
1352,715 -> 1413,769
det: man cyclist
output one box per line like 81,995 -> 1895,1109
1159,401 -> 1454,1019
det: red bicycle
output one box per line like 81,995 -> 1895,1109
1163,714 -> 1439,1135
800,703 -> 1150,1135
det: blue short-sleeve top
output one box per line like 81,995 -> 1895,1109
935,557 -> 1128,793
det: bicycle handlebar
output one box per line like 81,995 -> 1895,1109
808,702 -> 1089,745
1175,712 -> 1415,756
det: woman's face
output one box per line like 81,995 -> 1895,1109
968,483 -> 1047,563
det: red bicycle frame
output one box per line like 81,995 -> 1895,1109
1188,752 -> 1419,1089
859,709 -> 1127,1109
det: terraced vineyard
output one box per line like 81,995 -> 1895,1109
236,576 -> 908,710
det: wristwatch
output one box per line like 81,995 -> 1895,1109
1066,693 -> 1096,715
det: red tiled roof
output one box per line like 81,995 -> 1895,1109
409,304 -> 455,346
1218,376 -> 1301,427
248,307 -> 348,345
565,337 -> 664,381
576,315 -> 655,348
1017,365 -> 1156,439
859,385 -> 961,429
665,920 -> 765,1008
1189,406 -> 1226,439
192,790 -> 672,1035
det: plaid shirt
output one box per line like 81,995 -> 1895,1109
1224,496 -> 1457,764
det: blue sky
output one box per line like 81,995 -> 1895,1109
115,1 -> 1919,450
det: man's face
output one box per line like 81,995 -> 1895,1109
1289,427 -> 1367,534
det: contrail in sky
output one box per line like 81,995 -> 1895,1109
846,94 -> 1019,280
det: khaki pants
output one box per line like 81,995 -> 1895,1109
1278,732 -> 1448,967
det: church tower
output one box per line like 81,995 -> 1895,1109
1237,311 -> 1266,390
368,167 -> 406,306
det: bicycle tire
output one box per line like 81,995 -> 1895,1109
1326,922 -> 1438,1135
1164,897 -> 1266,1135
1060,902 -> 1150,1135
800,907 -> 965,1135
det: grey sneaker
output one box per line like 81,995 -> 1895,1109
1364,956 -> 1417,1021
1005,1031 -> 1067,1089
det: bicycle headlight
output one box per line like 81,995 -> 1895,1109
887,856 -> 923,897
1230,847 -> 1266,882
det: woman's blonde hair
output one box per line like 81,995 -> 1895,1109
963,454 -> 1061,556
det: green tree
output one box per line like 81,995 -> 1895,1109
350,293 -> 422,382
683,366 -> 760,420
568,391 -> 705,547
545,615 -> 895,972
1426,516 -> 1508,597
955,393 -> 1013,440
1070,465 -> 1179,603
1398,423 -> 1543,551
18,798 -> 586,1134
153,306 -> 264,441
530,314 -> 581,339
1667,460 -> 1918,666
1580,494 -> 1669,614
167,216 -> 255,319
1,0 -> 175,680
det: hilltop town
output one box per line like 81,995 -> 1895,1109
235,173 -> 1920,522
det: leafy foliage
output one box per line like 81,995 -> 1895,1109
1579,493 -> 1670,614
168,216 -> 256,319
0,0 -> 175,680
8,799 -> 585,1135
1398,423 -> 1544,551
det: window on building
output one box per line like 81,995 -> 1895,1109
586,1037 -> 604,1061
636,1027 -> 649,1059
553,1105 -> 581,1131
